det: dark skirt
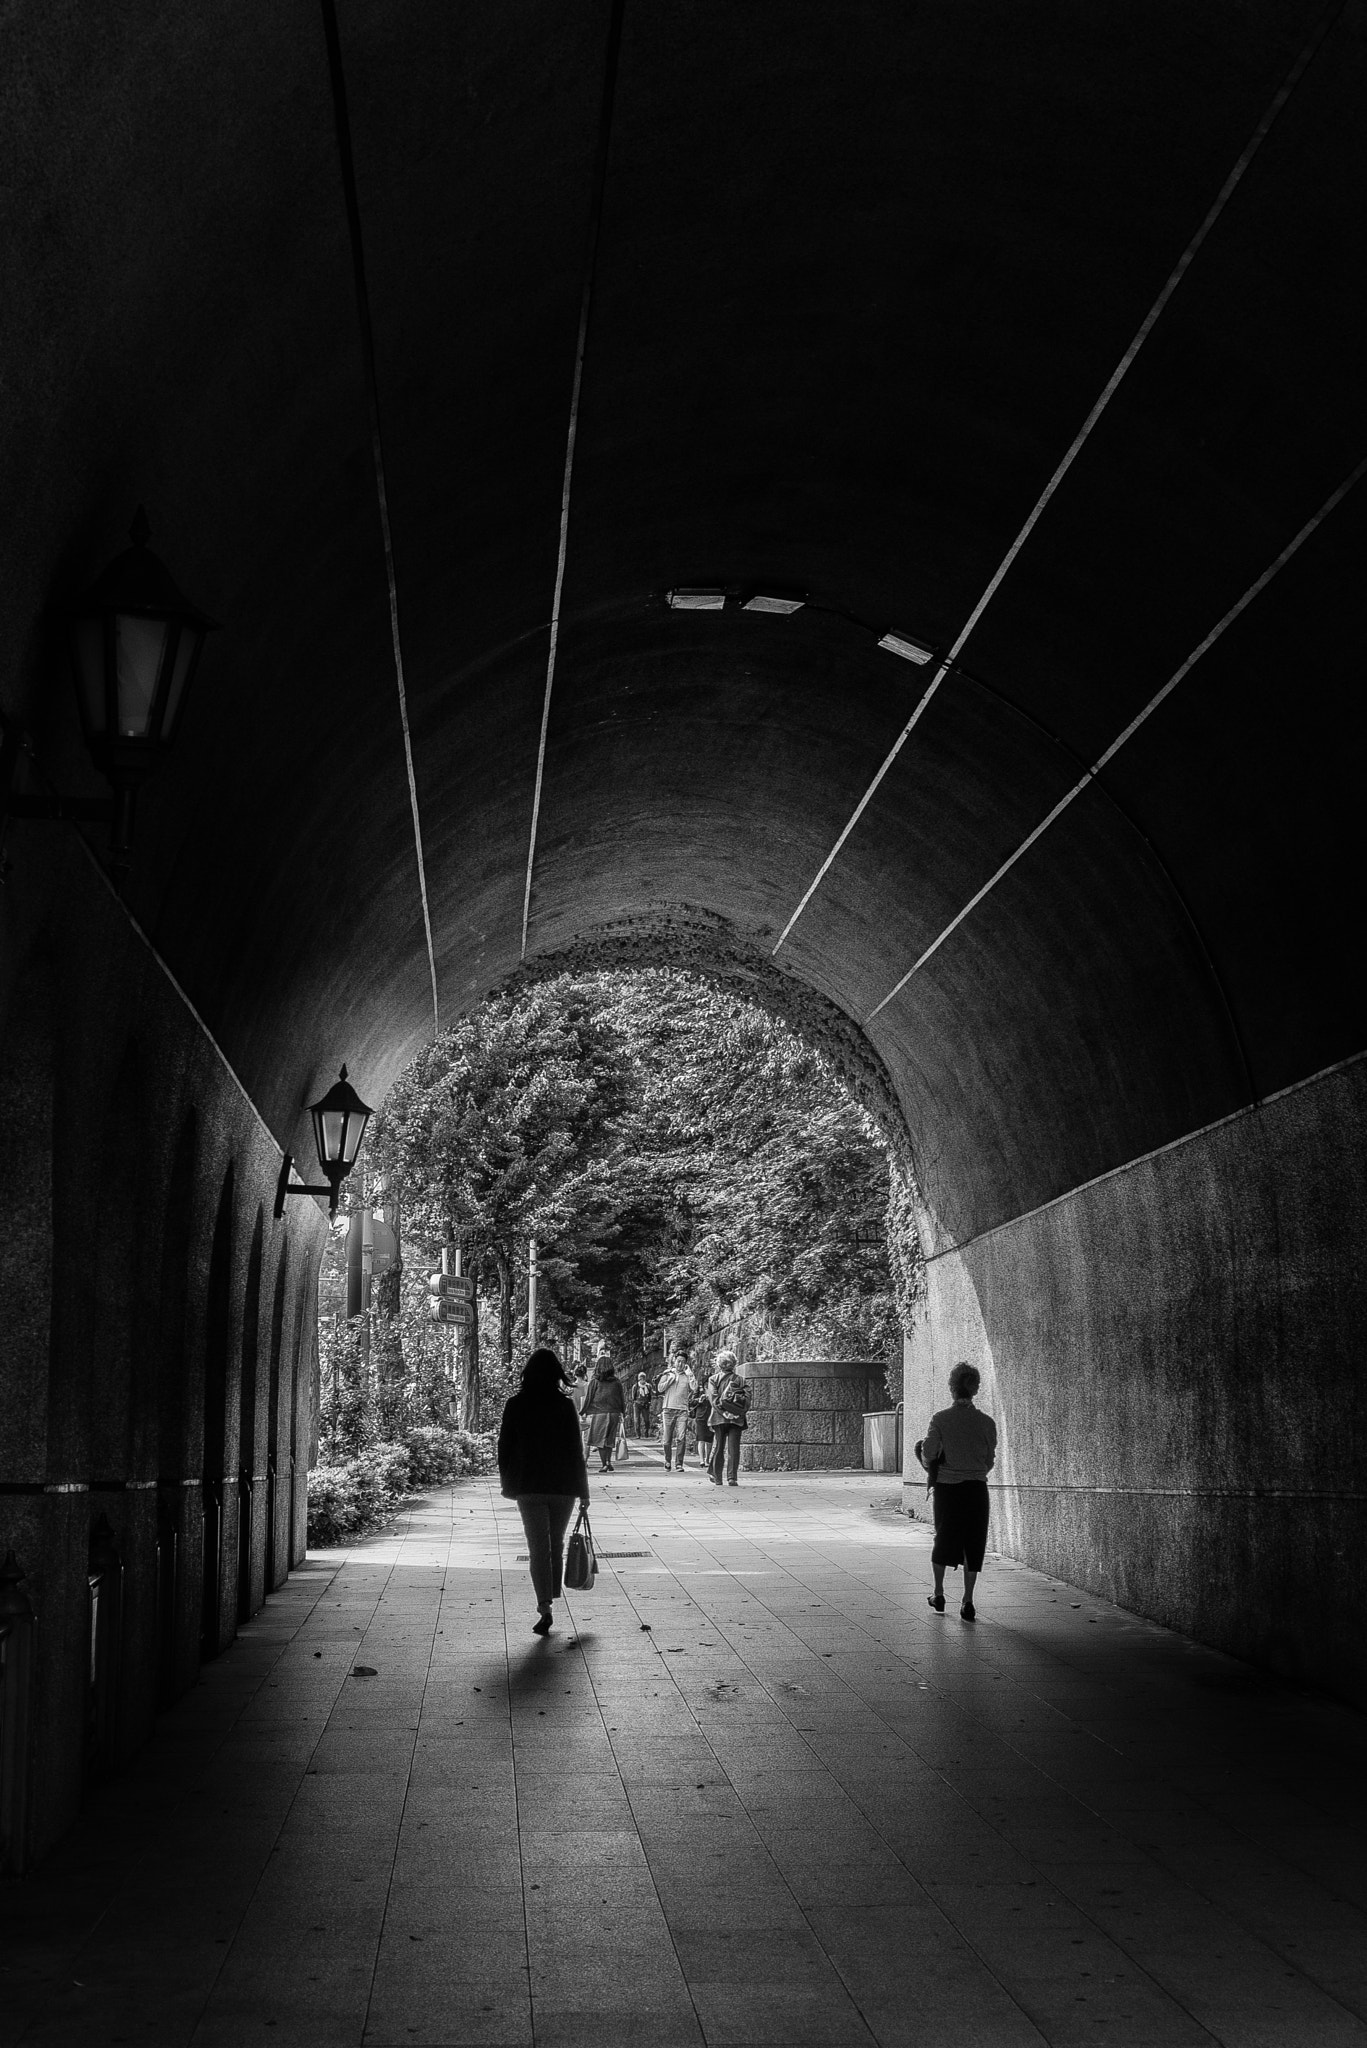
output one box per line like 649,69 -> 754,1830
588,1412 -> 620,1453
932,1480 -> 989,1571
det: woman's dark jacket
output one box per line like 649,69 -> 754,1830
498,1390 -> 590,1501
581,1369 -> 626,1416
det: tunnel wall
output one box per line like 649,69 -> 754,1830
0,828 -> 327,1869
904,1052 -> 1367,1706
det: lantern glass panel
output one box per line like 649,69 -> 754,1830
161,623 -> 200,739
340,1106 -> 368,1167
315,1106 -> 344,1168
114,614 -> 171,736
72,618 -> 107,738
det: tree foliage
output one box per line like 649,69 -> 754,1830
361,969 -> 919,1407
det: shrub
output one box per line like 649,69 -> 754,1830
307,1427 -> 495,1546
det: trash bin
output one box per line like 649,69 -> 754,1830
863,1411 -> 900,1472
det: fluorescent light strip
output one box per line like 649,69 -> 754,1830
320,0 -> 439,1032
770,6 -> 1344,960
521,0 -> 628,962
878,631 -> 933,664
743,595 -> 804,615
864,454 -> 1367,1024
668,589 -> 727,610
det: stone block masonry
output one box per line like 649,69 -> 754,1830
738,1360 -> 888,1472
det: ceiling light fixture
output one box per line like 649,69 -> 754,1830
878,631 -> 934,665
667,589 -> 727,611
742,594 -> 804,615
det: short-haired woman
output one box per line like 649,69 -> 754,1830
706,1350 -> 750,1487
497,1346 -> 591,1636
920,1361 -> 997,1620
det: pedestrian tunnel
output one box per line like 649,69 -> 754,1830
1,0 -> 1365,1874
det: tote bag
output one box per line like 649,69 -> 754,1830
564,1507 -> 597,1591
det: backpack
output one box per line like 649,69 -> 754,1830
714,1374 -> 749,1429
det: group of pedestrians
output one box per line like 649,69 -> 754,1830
566,1343 -> 752,1486
498,1337 -> 999,1639
654,1349 -> 750,1484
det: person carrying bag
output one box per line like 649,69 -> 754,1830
564,1505 -> 597,1591
497,1346 -> 591,1637
706,1350 -> 749,1488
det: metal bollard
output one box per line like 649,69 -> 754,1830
0,1551 -> 36,1873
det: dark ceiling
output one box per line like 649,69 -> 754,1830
3,0 -> 1364,1250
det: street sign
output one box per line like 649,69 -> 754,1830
428,1272 -> 474,1302
431,1299 -> 475,1329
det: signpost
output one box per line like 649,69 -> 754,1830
428,1268 -> 475,1328
432,1299 -> 475,1329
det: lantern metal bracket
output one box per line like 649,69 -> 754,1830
274,1154 -> 343,1221
0,716 -> 132,882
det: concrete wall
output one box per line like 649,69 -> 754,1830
904,1054 -> 1367,1707
0,827 -> 327,1868
742,1359 -> 887,1471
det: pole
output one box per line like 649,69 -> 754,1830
360,1204 -> 374,1374
528,1238 -> 539,1347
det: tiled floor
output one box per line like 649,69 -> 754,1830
4,1459 -> 1365,2047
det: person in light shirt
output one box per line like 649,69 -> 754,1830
656,1354 -> 698,1472
919,1361 -> 997,1620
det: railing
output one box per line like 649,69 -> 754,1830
201,1478 -> 221,1654
155,1487 -> 179,1707
0,1552 -> 36,1873
85,1516 -> 123,1787
236,1472 -> 254,1623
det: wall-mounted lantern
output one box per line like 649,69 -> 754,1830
0,508 -> 216,881
274,1066 -> 373,1220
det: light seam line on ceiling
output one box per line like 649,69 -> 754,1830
320,0 -> 440,1035
864,453 -> 1367,1024
771,0 -> 1345,959
520,0 -> 628,961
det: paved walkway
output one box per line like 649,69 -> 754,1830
4,1459 -> 1366,2048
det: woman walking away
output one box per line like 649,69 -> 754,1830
921,1361 -> 997,1620
707,1350 -> 750,1487
498,1347 -> 591,1637
582,1351 -> 627,1472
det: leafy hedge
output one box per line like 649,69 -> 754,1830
307,1425 -> 495,1546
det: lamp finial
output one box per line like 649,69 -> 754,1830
129,505 -> 151,548
339,1063 -> 348,1081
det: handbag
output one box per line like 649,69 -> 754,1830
913,1438 -> 943,1496
564,1506 -> 597,1591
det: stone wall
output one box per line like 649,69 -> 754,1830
905,1053 -> 1367,1708
0,828 -> 327,1867
740,1359 -> 888,1471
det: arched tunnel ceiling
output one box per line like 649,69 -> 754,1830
3,1 -> 1365,1252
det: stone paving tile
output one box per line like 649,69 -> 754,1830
9,1467 -> 1367,2048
